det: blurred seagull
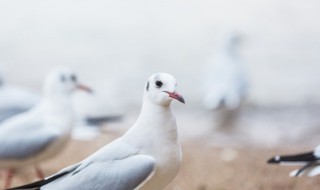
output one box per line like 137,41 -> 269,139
0,71 -> 40,122
203,32 -> 247,110
73,91 -> 123,126
203,31 -> 248,131
0,67 -> 92,189
268,145 -> 320,177
8,73 -> 185,190
71,91 -> 123,141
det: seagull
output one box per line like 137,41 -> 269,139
203,31 -> 247,110
73,91 -> 123,126
72,91 -> 123,141
0,71 -> 40,122
0,67 -> 92,189
203,31 -> 248,131
0,69 -> 118,129
268,145 -> 320,177
7,72 -> 185,190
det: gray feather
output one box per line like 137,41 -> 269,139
0,128 -> 58,159
0,108 -> 29,123
8,139 -> 156,190
42,155 -> 155,190
0,108 -> 58,159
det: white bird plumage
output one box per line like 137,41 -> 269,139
8,72 -> 185,190
0,66 -> 92,189
203,32 -> 247,111
203,31 -> 248,131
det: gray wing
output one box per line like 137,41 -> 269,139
0,128 -> 58,159
0,108 -> 58,159
0,108 -> 29,123
42,155 -> 155,190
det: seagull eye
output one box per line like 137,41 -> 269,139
71,74 -> 77,82
155,80 -> 163,88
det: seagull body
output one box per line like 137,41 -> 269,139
8,73 -> 185,190
0,67 -> 92,188
0,101 -> 72,169
122,98 -> 181,190
268,145 -> 320,177
203,32 -> 247,111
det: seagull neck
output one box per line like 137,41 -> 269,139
124,102 -> 178,147
42,94 -> 73,118
139,99 -> 172,120
125,99 -> 178,143
44,92 -> 71,104
40,95 -> 74,133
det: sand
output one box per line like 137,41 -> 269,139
1,131 -> 319,190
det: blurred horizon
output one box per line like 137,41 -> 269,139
1,0 -> 320,108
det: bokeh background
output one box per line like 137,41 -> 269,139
1,0 -> 320,106
1,0 -> 320,189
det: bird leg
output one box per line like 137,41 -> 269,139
35,166 -> 44,179
295,162 -> 316,177
4,169 -> 14,189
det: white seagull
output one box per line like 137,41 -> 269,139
203,32 -> 248,131
0,67 -> 92,189
73,91 -> 123,126
268,145 -> 320,177
71,91 -> 123,141
0,71 -> 40,122
203,31 -> 248,111
8,73 -> 185,190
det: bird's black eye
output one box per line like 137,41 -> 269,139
155,80 -> 163,88
60,75 -> 66,82
71,74 -> 77,82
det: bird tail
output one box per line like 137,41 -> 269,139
267,151 -> 317,164
5,172 -> 68,190
85,115 -> 123,126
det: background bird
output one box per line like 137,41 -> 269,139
268,145 -> 320,177
0,68 -> 121,140
7,72 -> 185,190
203,31 -> 248,131
0,66 -> 92,189
71,91 -> 123,141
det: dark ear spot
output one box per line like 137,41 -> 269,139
146,81 -> 149,91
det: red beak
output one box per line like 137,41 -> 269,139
76,84 -> 93,93
164,91 -> 185,104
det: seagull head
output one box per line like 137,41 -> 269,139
144,73 -> 185,106
44,66 -> 92,96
